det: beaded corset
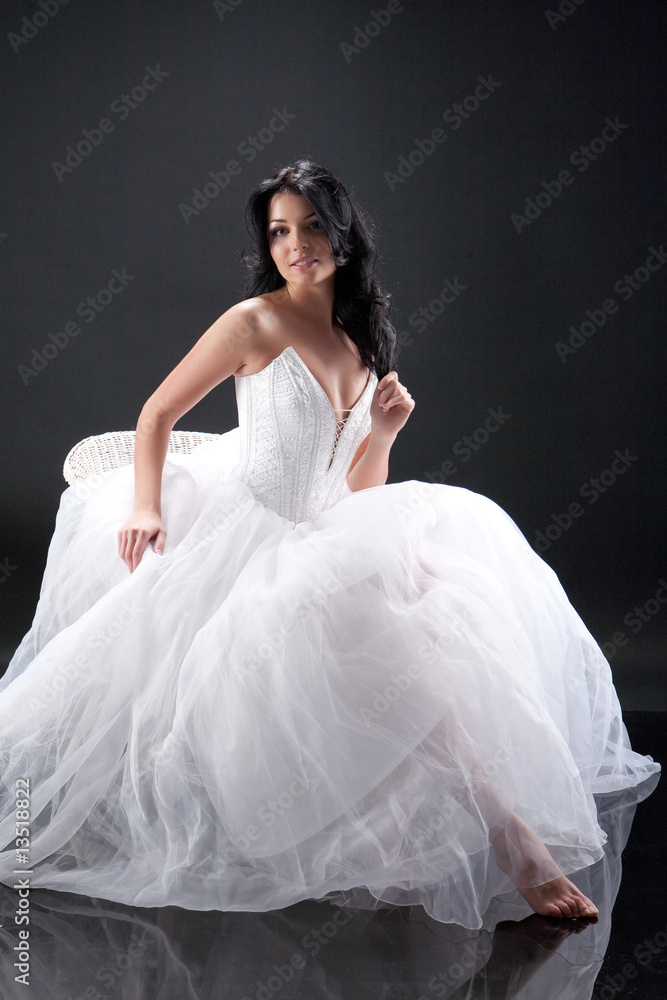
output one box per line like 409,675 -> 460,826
235,345 -> 376,523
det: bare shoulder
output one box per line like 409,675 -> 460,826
212,296 -> 265,334
202,295 -> 280,373
224,294 -> 285,335
219,291 -> 296,374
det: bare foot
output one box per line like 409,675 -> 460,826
491,813 -> 599,920
517,876 -> 598,920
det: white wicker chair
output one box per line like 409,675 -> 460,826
63,431 -> 222,485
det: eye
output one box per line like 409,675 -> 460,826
269,227 -> 287,237
309,220 -> 321,229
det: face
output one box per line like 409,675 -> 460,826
267,191 -> 336,288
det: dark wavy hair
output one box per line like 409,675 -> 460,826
243,159 -> 397,380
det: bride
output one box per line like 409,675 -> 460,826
0,160 -> 659,928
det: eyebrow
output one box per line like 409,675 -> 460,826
268,212 -> 318,224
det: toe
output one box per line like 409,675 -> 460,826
573,896 -> 595,919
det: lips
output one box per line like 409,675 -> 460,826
291,257 -> 317,267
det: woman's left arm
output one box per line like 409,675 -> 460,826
346,372 -> 415,491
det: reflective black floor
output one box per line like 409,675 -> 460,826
0,712 -> 663,1000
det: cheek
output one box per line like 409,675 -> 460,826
317,236 -> 334,259
269,242 -> 285,267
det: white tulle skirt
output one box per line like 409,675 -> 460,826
0,431 -> 659,928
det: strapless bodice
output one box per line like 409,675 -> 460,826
234,345 -> 376,522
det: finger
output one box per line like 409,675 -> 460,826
381,386 -> 412,410
383,397 -> 413,413
379,381 -> 402,406
381,377 -> 407,396
131,534 -> 146,573
377,371 -> 398,391
154,529 -> 167,556
118,529 -> 130,565
124,540 -> 136,572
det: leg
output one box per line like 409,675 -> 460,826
421,713 -> 598,919
489,811 -> 598,918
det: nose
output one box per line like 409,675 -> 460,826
292,227 -> 310,250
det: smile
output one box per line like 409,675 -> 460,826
291,258 -> 317,268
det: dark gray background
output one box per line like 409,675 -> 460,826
1,0 -> 665,707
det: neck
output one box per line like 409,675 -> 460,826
279,276 -> 336,332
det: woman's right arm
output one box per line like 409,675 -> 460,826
117,300 -> 264,573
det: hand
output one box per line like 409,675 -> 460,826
370,372 -> 415,439
118,510 -> 167,573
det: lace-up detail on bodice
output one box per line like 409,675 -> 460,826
235,346 -> 376,523
330,410 -> 352,469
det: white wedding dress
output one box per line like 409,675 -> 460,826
0,345 -> 659,928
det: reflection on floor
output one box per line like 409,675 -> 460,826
0,712 -> 663,1000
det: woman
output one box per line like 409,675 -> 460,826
0,160 -> 658,929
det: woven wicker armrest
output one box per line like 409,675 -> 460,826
63,430 -> 222,485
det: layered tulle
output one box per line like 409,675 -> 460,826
0,432 -> 659,927
1,777 -> 659,1000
